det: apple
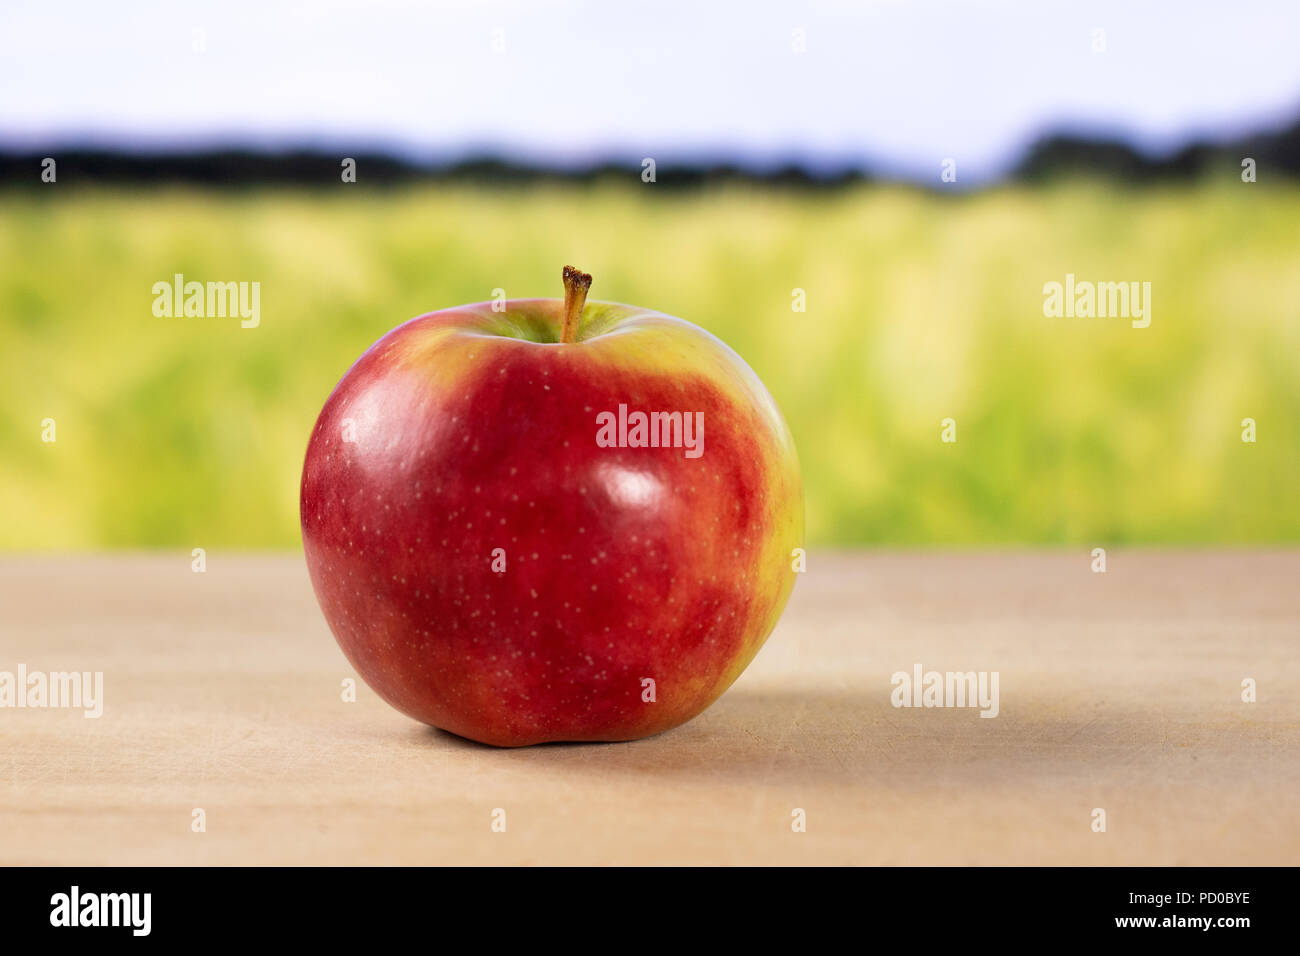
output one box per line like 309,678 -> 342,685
300,267 -> 802,746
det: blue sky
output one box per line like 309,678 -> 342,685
2,0 -> 1298,182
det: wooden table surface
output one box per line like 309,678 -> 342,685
2,551 -> 1297,866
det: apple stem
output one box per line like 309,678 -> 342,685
560,265 -> 592,344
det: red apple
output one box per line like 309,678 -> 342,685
300,267 -> 802,746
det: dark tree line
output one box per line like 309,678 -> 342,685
2,112 -> 1297,189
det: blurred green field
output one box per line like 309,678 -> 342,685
2,181 -> 1297,549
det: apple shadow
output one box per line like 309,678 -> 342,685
412,685 -> 1182,792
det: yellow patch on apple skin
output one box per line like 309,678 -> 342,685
716,486 -> 803,686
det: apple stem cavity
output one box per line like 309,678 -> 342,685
560,265 -> 593,344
